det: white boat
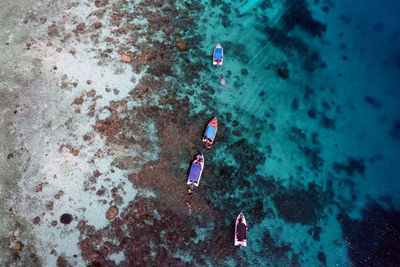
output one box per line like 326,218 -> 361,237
187,154 -> 204,187
213,43 -> 223,66
234,213 -> 247,247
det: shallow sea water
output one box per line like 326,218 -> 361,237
1,0 -> 400,266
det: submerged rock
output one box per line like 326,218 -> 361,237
76,23 -> 85,31
73,97 -> 84,105
276,61 -> 290,79
121,54 -> 132,63
106,206 -> 118,220
57,256 -> 70,266
94,0 -> 109,7
93,22 -> 102,29
277,68 -> 289,79
34,183 -> 43,192
88,89 -> 96,96
175,38 -> 188,51
33,216 -> 41,225
13,241 -> 23,251
60,213 -> 73,224
55,190 -> 64,199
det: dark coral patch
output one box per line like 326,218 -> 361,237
307,226 -> 322,241
291,98 -> 299,110
289,126 -> 306,142
289,126 -> 324,171
264,26 -> 308,53
321,116 -> 335,129
229,138 -> 266,167
333,157 -> 365,176
272,182 -> 328,225
298,146 -> 324,171
261,229 -> 299,265
394,54 -> 400,70
307,107 -> 317,119
282,0 -> 327,37
364,95 -> 382,108
276,61 -> 290,79
223,42 -> 248,63
263,24 -> 325,72
317,251 -> 327,265
304,86 -> 314,99
390,119 -> 400,140
338,200 -> 400,266
301,51 -> 325,72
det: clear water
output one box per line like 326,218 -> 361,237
1,0 -> 400,266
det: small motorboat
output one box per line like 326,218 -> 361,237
234,213 -> 247,247
213,43 -> 223,66
202,118 -> 218,149
187,154 -> 204,187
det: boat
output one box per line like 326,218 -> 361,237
202,118 -> 218,149
213,43 -> 223,66
187,154 -> 204,187
234,213 -> 247,247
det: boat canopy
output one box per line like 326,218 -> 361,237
188,163 -> 202,182
237,222 -> 247,241
215,48 -> 222,61
205,126 -> 216,139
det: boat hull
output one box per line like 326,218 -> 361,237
234,213 -> 247,247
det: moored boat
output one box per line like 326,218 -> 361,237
234,213 -> 247,247
202,118 -> 218,149
187,154 -> 204,187
213,43 -> 223,66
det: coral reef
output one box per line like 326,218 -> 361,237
272,182 -> 329,225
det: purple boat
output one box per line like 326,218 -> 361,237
187,154 -> 204,187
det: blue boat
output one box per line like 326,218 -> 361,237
187,154 -> 204,187
202,118 -> 218,149
213,43 -> 223,66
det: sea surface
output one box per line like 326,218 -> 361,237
1,0 -> 400,266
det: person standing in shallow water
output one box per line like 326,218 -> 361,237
185,188 -> 193,214
219,74 -> 231,90
220,74 -> 226,86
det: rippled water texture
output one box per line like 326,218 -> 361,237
1,0 -> 400,266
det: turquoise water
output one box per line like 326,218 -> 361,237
1,0 -> 400,265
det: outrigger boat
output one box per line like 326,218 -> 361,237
187,154 -> 204,187
213,43 -> 223,66
202,118 -> 218,149
234,213 -> 248,247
